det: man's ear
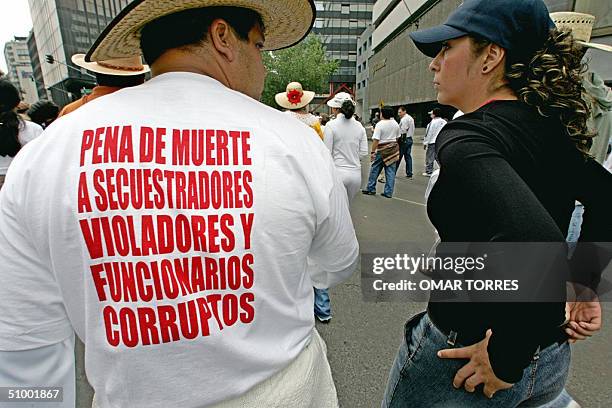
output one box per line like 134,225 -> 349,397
482,43 -> 506,74
209,19 -> 237,62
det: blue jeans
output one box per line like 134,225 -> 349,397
382,312 -> 571,408
365,152 -> 397,196
396,137 -> 413,177
425,143 -> 437,174
314,288 -> 331,320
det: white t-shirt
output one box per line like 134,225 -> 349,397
399,114 -> 415,138
0,120 -> 43,175
372,119 -> 400,143
323,114 -> 368,169
423,117 -> 447,145
0,72 -> 359,408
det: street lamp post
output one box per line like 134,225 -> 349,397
44,54 -> 96,80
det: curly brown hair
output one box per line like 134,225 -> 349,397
471,30 -> 593,155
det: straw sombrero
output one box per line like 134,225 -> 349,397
551,12 -> 612,53
275,82 -> 315,110
72,54 -> 150,76
85,0 -> 316,62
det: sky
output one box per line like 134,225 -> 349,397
0,1 -> 33,74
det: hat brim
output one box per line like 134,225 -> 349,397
327,99 -> 355,108
72,54 -> 150,76
409,24 -> 468,58
579,41 -> 612,53
275,90 -> 315,110
86,0 -> 316,62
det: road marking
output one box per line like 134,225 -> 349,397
391,196 -> 426,207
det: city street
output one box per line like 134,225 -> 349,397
316,139 -> 612,408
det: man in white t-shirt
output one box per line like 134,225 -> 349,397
0,3 -> 359,408
422,107 -> 447,176
362,106 -> 401,198
397,106 -> 415,179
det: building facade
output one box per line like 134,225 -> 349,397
312,0 -> 375,97
367,0 -> 459,125
356,24 -> 374,121
28,0 -> 131,106
27,30 -> 48,101
3,36 -> 38,105
367,0 -> 612,125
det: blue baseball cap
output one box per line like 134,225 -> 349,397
409,0 -> 555,59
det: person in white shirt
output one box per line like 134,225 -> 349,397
0,80 -> 43,190
397,106 -> 415,179
422,107 -> 447,176
0,3 -> 359,408
325,92 -> 368,202
311,93 -> 367,324
362,106 -> 401,198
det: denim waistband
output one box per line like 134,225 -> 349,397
426,309 -> 566,349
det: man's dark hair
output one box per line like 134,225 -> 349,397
95,72 -> 146,88
398,106 -> 406,112
381,106 -> 394,119
27,100 -> 59,128
0,79 -> 22,157
140,7 -> 265,66
431,107 -> 442,117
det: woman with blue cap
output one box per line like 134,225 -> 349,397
382,0 -> 612,406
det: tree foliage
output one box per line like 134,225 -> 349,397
261,35 -> 339,108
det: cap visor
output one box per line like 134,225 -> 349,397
409,25 -> 467,57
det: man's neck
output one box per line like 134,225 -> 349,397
151,49 -> 230,88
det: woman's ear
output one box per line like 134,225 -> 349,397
482,43 -> 506,74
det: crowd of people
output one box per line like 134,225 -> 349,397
0,0 -> 610,407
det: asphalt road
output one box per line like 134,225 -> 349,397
316,142 -> 612,408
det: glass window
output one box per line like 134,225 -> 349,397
341,4 -> 349,14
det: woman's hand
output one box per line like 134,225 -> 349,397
437,329 -> 513,398
565,300 -> 601,343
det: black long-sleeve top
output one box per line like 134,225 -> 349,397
427,100 -> 612,382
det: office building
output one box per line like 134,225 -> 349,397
356,24 -> 374,121
27,30 -> 48,100
28,0 -> 131,106
3,36 -> 38,105
313,0 -> 375,98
